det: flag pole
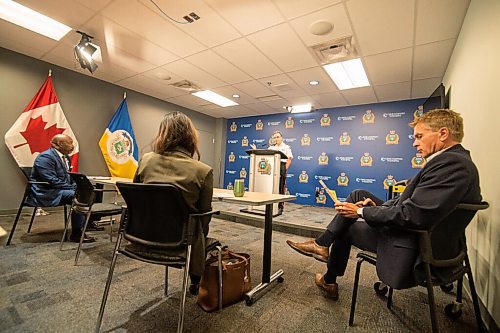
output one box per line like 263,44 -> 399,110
48,69 -> 52,76
123,92 -> 126,99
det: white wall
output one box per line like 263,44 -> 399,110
442,0 -> 500,326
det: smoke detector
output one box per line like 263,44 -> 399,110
169,80 -> 200,92
310,36 -> 357,64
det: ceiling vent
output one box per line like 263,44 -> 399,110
310,36 -> 357,64
273,83 -> 293,92
256,94 -> 282,102
169,80 -> 200,92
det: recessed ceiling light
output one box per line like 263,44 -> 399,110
154,72 -> 171,80
323,58 -> 370,90
309,80 -> 320,86
232,94 -> 240,98
192,90 -> 238,107
309,20 -> 334,36
0,0 -> 72,41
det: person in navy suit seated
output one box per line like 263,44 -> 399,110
29,134 -> 103,243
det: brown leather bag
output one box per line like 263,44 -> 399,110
197,250 -> 251,312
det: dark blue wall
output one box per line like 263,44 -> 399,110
224,99 -> 428,206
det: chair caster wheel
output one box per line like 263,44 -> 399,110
374,281 -> 389,296
245,296 -> 254,306
440,283 -> 454,293
445,303 -> 463,320
277,276 -> 284,283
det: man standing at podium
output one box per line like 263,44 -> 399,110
269,131 -> 293,212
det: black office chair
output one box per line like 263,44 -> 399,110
61,173 -> 122,265
349,201 -> 489,333
95,182 -> 221,333
7,166 -> 68,246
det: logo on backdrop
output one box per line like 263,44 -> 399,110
256,119 -> 264,131
230,122 -> 237,132
362,110 -> 375,124
385,130 -> 400,144
411,153 -> 426,168
241,136 -> 249,147
301,134 -> 311,146
414,105 -> 424,121
318,152 -> 329,165
339,131 -> 351,145
107,130 -> 135,164
285,116 -> 294,129
228,152 -> 236,163
383,175 -> 397,189
320,114 -> 331,127
316,187 -> 327,204
337,172 -> 349,186
226,182 -> 233,190
257,158 -> 271,174
360,152 -> 373,166
240,167 -> 247,178
298,171 -> 309,183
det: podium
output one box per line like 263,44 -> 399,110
242,149 -> 288,216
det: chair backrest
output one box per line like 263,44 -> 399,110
422,202 -> 489,266
69,172 -> 96,207
20,167 -> 32,180
116,182 -> 190,250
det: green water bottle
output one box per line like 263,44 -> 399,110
233,179 -> 245,197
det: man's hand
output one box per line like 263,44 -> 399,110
354,198 -> 377,207
334,202 -> 360,219
250,143 -> 257,149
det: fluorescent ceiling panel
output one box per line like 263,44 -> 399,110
289,103 -> 312,114
323,58 -> 370,90
192,90 -> 239,107
0,0 -> 72,41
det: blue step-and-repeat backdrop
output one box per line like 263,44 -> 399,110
224,99 -> 428,207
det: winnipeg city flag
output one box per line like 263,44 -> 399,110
99,98 -> 138,178
4,73 -> 79,170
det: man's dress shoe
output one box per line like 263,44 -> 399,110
86,222 -> 105,231
286,239 -> 329,262
315,273 -> 339,300
70,233 -> 96,243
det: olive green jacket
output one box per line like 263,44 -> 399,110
133,148 -> 213,276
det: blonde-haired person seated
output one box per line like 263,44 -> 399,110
133,111 -> 214,294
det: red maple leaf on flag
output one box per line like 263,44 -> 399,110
14,116 -> 66,154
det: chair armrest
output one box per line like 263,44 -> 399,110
27,180 -> 50,186
190,210 -> 220,218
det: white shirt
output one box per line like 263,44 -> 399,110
269,142 -> 293,162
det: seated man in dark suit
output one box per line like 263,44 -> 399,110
287,109 -> 481,299
29,134 -> 103,243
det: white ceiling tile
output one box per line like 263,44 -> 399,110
141,68 -> 184,87
287,67 -> 338,94
205,0 -> 285,35
374,82 -> 411,102
340,86 -> 377,105
140,0 -> 241,47
0,21 -> 58,55
411,77 -> 442,99
244,103 -> 276,114
232,80 -> 275,99
347,0 -> 414,56
247,23 -> 318,72
80,15 -> 179,67
312,92 -> 347,108
102,0 -> 206,57
364,48 -> 413,85
263,98 -> 288,110
258,73 -> 307,98
161,59 -> 226,89
289,3 -> 352,46
185,50 -> 251,84
413,39 -> 456,80
210,86 -> 258,105
116,74 -> 185,98
273,0 -> 342,19
415,0 -> 470,45
170,94 -> 211,107
0,36 -> 47,59
287,95 -> 317,106
213,38 -> 282,78
74,0 -> 113,12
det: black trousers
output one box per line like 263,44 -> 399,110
278,162 -> 287,209
324,190 -> 384,277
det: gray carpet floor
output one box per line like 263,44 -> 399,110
0,208 -> 480,332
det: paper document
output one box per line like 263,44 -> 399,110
318,180 -> 339,203
213,192 -> 233,199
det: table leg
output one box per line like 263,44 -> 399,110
244,203 -> 284,305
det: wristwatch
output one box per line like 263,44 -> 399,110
356,207 -> 364,218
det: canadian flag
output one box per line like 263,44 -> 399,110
4,73 -> 79,171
